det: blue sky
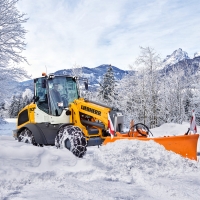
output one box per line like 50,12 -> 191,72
17,0 -> 200,78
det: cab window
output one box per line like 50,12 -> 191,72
35,78 -> 49,114
47,77 -> 79,116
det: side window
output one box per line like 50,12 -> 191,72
36,79 -> 45,101
43,76 -> 79,116
66,79 -> 78,104
48,78 -> 64,116
35,78 -> 49,114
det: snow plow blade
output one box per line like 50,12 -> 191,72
103,133 -> 199,160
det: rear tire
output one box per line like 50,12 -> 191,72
18,128 -> 37,146
55,125 -> 87,158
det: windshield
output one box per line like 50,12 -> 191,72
48,76 -> 79,116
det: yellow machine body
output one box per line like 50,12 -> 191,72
69,98 -> 110,139
14,103 -> 36,138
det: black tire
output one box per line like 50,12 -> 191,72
55,125 -> 87,158
18,128 -> 37,146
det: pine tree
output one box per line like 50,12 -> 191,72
8,95 -> 16,118
22,95 -> 29,109
98,65 -> 115,102
17,94 -> 25,115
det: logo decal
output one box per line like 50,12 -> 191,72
81,105 -> 101,116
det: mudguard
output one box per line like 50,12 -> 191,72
17,123 -> 74,145
17,123 -> 48,145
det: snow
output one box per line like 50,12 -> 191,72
83,73 -> 95,78
163,48 -> 190,66
0,119 -> 200,200
22,89 -> 33,99
194,52 -> 200,58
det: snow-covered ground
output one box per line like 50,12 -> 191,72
0,119 -> 200,200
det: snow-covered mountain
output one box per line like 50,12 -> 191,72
163,48 -> 190,66
14,50 -> 200,95
194,52 -> 200,58
161,48 -> 200,75
16,64 -> 129,93
54,64 -> 129,85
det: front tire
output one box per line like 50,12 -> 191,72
18,128 -> 37,145
55,125 -> 87,158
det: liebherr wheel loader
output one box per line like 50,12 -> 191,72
13,73 -> 124,157
13,73 -> 199,160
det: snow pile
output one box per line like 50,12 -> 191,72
0,118 -> 16,135
0,120 -> 200,199
0,117 -> 7,124
0,137 -> 89,199
1,136 -> 199,185
88,140 -> 199,184
0,138 -> 81,174
151,122 -> 191,137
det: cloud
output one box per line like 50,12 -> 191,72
17,0 -> 200,77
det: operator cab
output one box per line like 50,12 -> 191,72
34,75 -> 79,116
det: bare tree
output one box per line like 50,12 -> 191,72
135,47 -> 162,128
0,0 -> 29,121
70,63 -> 83,77
0,0 -> 28,65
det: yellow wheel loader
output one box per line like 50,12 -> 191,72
13,73 -> 199,160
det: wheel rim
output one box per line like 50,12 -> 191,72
19,129 -> 33,144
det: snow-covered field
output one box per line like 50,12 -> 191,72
0,119 -> 200,200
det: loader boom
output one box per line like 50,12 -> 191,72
69,98 -> 124,146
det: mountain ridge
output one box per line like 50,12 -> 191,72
14,48 -> 200,97
54,64 -> 129,85
163,48 -> 190,66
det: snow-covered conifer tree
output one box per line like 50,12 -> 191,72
8,93 -> 32,118
8,95 -> 17,118
22,88 -> 33,106
98,65 -> 116,103
22,95 -> 29,109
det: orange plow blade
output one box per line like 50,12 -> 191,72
103,133 -> 199,160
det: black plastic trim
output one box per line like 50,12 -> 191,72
18,109 -> 29,126
58,123 -> 74,130
17,123 -> 48,145
87,137 -> 103,146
